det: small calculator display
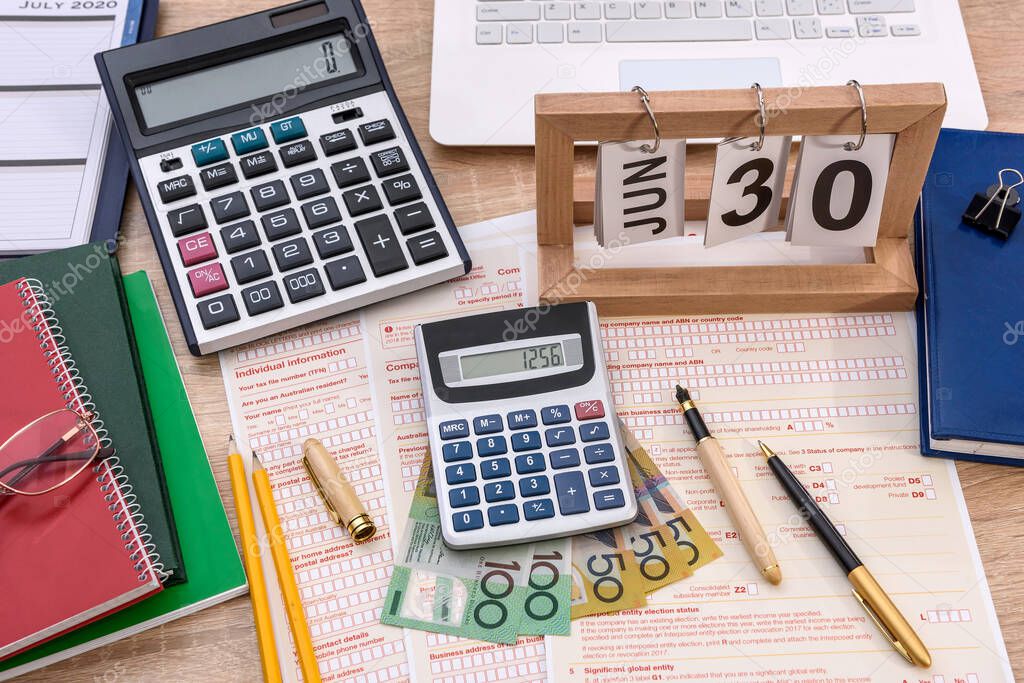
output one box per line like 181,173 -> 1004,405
97,0 -> 470,355
416,302 -> 638,550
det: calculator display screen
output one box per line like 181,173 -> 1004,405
460,343 -> 565,380
133,33 -> 357,129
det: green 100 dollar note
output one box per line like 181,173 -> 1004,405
517,539 -> 572,636
620,420 -> 723,572
381,456 -> 532,644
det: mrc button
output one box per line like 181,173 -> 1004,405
158,175 -> 196,203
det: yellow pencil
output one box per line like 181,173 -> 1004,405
227,437 -> 282,683
251,451 -> 322,683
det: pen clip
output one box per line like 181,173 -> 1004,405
302,455 -> 341,525
851,588 -> 913,665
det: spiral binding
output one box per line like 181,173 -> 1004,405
17,278 -> 167,583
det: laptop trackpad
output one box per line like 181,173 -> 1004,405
619,59 -> 783,91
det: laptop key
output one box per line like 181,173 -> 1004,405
605,19 -> 752,41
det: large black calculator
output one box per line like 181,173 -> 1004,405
96,0 -> 470,355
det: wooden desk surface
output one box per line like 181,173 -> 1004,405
17,1 -> 1023,680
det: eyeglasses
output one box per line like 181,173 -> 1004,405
0,409 -> 112,496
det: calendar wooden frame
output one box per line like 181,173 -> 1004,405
535,83 -> 946,315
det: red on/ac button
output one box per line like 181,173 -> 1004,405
574,400 -> 605,421
178,232 -> 218,266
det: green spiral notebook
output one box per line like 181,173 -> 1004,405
0,270 -> 246,680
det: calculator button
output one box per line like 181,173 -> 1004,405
507,410 -> 538,429
200,162 -> 238,191
523,499 -> 556,521
473,415 -> 503,435
515,453 -> 545,474
158,175 -> 196,203
476,436 -> 507,457
484,481 -> 515,503
231,127 -> 268,155
333,107 -> 363,123
445,463 -> 476,485
481,458 -> 511,480
302,197 -> 342,229
519,475 -> 550,497
324,256 -> 367,290
545,426 -> 576,447
290,169 -> 329,200
188,263 -> 229,298
549,448 -> 580,469
580,422 -> 610,443
355,215 -> 408,277
589,466 -> 620,487
442,441 -> 472,463
510,431 -> 541,452
593,489 -> 626,511
406,231 -> 448,266
196,294 -> 239,330
439,420 -> 470,439
583,444 -> 615,464
313,226 -> 354,259
220,221 -> 261,254
394,202 -> 435,235
320,129 -> 357,156
554,471 -> 590,515
168,204 -> 207,237
331,157 -> 371,188
487,504 -> 519,526
160,157 -> 183,173
575,400 -> 605,421
240,151 -> 277,179
211,191 -> 251,224
270,116 -> 306,144
279,139 -> 317,168
240,281 -> 284,316
250,181 -> 289,212
343,184 -> 384,216
369,147 -> 409,177
452,509 -> 484,532
177,233 -> 217,267
541,405 -> 571,425
261,209 -> 302,241
283,268 -> 326,304
191,138 -> 228,167
449,486 -> 479,508
383,174 -> 422,206
230,250 -> 273,285
358,119 -> 396,145
272,237 -> 314,272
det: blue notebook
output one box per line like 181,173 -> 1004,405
915,128 -> 1024,466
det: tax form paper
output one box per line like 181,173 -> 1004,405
221,212 -> 1013,683
0,0 -> 142,254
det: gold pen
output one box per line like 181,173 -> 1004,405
759,440 -> 931,668
302,438 -> 376,543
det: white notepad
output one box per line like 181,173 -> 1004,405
0,1 -> 139,254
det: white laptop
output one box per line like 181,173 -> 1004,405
430,0 -> 987,146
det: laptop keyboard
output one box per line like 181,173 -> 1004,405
476,0 -> 921,44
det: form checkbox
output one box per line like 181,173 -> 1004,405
822,462 -> 834,473
746,583 -> 759,596
926,488 -> 936,500
828,492 -> 839,505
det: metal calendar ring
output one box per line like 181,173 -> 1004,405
631,86 -> 661,154
750,83 -> 768,152
844,80 -> 868,152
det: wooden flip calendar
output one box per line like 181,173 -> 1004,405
535,83 -> 946,315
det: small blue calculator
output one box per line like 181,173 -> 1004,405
415,302 -> 638,549
96,0 -> 469,355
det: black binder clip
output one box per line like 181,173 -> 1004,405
963,168 -> 1023,240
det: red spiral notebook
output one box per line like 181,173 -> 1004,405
0,278 -> 163,661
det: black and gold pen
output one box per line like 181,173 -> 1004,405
758,440 -> 931,668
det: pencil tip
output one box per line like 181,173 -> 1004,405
252,452 -> 262,468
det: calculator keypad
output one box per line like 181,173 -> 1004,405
140,90 -> 466,353
437,400 -> 629,535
